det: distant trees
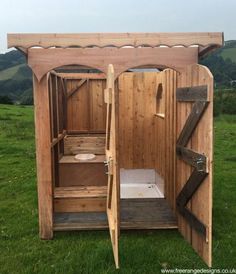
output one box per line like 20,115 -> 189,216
200,48 -> 236,87
214,89 -> 236,116
0,51 -> 25,71
0,95 -> 13,104
0,48 -> 236,112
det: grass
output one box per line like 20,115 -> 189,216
0,104 -> 236,273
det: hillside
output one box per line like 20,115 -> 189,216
200,40 -> 236,86
0,51 -> 32,104
219,40 -> 236,63
221,48 -> 236,63
0,40 -> 236,104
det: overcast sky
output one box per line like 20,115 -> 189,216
0,0 -> 235,53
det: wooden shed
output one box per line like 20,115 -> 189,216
8,32 -> 223,268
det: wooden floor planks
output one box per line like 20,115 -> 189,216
53,198 -> 177,231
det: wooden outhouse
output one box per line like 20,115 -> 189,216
8,33 -> 223,268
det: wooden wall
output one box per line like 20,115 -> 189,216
66,78 -> 106,133
154,69 -> 177,207
118,70 -> 176,207
118,72 -> 158,169
52,71 -> 177,206
63,71 -> 177,207
155,72 -> 165,178
48,74 -> 66,187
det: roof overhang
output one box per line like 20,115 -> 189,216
8,32 -> 224,57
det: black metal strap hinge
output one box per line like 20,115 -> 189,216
176,85 -> 209,238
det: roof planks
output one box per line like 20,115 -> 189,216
8,33 -> 223,56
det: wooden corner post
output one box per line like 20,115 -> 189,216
33,73 -> 53,239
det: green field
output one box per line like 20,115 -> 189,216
0,104 -> 235,273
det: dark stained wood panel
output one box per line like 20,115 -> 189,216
59,162 -> 107,187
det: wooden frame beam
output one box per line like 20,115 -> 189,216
8,32 -> 223,50
33,73 -> 53,239
28,47 -> 199,81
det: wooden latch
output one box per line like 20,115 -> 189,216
104,157 -> 113,175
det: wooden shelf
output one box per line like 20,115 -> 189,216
59,155 -> 106,164
54,186 -> 107,199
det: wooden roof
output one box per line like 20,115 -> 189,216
8,32 -> 223,56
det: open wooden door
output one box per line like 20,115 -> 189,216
176,64 -> 213,267
104,64 -> 120,268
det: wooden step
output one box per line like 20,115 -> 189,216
54,186 -> 107,198
59,155 -> 106,164
58,155 -> 107,187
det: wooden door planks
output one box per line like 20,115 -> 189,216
176,64 -> 213,267
105,64 -> 120,268
191,65 -> 213,267
176,65 -> 192,246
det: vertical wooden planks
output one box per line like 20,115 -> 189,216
57,76 -> 64,134
66,78 -> 107,132
118,72 -> 157,169
105,64 -> 120,268
154,73 -> 165,176
143,73 -> 157,168
33,74 -> 53,239
66,79 -> 73,131
190,65 -> 213,267
155,72 -> 165,179
176,65 -> 192,245
89,80 -> 107,131
118,73 -> 134,168
163,69 -> 177,209
176,64 -> 213,267
71,79 -> 89,131
132,73 -> 145,168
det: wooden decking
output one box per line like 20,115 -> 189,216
54,198 -> 177,231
